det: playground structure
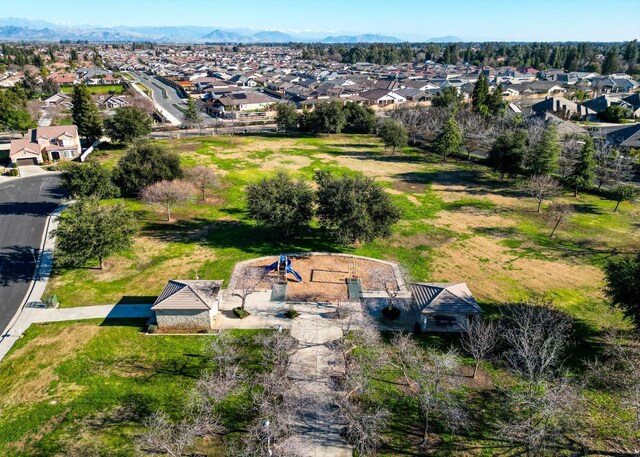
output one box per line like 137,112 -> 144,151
229,253 -> 401,303
265,255 -> 303,283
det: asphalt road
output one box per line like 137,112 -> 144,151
0,174 -> 64,334
131,71 -> 188,122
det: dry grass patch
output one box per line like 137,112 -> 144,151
314,153 -> 422,177
431,236 -> 604,303
1,324 -> 100,409
434,208 -> 517,235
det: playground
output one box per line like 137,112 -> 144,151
235,253 -> 401,303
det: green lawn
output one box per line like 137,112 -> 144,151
60,84 -> 124,95
0,319 -> 270,456
49,134 -> 639,334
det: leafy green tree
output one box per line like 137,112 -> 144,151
246,170 -> 315,239
343,103 -> 376,134
72,84 -> 103,142
604,253 -> 640,329
472,75 -> 489,113
431,87 -> 461,109
624,39 -> 638,64
54,198 -> 138,271
378,119 -> 408,154
113,142 -> 183,195
0,88 -> 34,132
488,130 -> 528,178
610,184 -> 639,212
433,114 -> 462,161
568,136 -> 595,196
315,170 -> 400,244
599,105 -> 631,123
527,124 -> 560,176
59,161 -> 119,199
104,106 -> 152,143
275,103 -> 298,133
311,100 -> 346,134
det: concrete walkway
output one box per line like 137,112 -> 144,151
288,302 -> 353,457
216,293 -> 353,456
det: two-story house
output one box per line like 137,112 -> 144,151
10,125 -> 82,165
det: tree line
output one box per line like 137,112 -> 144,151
296,40 -> 640,75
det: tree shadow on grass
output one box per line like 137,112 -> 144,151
144,217 -> 344,257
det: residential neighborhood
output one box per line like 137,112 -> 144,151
0,2 -> 640,456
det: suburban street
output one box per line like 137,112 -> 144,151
130,71 -> 189,123
0,174 -> 64,334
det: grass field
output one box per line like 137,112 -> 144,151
48,134 -> 639,332
0,319 -> 269,457
60,84 -> 125,95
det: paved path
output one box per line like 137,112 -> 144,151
216,294 -> 353,456
288,303 -> 352,457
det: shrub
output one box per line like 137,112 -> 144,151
285,309 -> 300,319
147,324 -> 158,334
9,168 -> 19,176
233,307 -> 251,319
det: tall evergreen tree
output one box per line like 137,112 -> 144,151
72,84 -> 103,142
602,50 -> 621,75
472,75 -> 489,114
528,124 -> 561,176
433,114 -> 462,161
488,84 -> 506,117
568,136 -> 596,196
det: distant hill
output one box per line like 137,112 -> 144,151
0,18 -> 435,43
321,34 -> 402,44
428,36 -> 462,43
202,29 -> 250,43
252,31 -> 293,43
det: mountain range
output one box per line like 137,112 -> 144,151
0,18 -> 461,43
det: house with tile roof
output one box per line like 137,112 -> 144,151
10,125 -> 81,165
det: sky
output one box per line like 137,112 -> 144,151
3,0 -> 640,41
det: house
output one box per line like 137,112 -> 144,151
209,90 -> 278,116
42,92 -> 73,109
152,280 -> 223,330
359,89 -> 407,106
411,283 -> 483,332
604,124 -> 640,149
10,125 -> 82,165
531,96 -> 596,120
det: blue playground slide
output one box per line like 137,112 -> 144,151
265,255 -> 303,282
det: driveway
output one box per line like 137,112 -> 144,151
0,174 -> 65,334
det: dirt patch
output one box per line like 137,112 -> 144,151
431,236 -> 604,303
242,254 -> 398,302
1,324 -> 100,408
391,179 -> 429,194
314,153 -> 422,178
434,208 -> 517,235
261,154 -> 314,171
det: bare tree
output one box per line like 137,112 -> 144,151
456,110 -> 496,160
546,202 -> 574,238
368,266 -> 402,313
460,317 -> 499,378
334,393 -> 390,457
185,165 -> 218,201
230,265 -> 267,312
390,332 -> 422,386
558,135 -> 581,178
501,301 -> 572,383
416,348 -> 466,448
137,411 -> 213,457
141,180 -> 195,221
499,302 -> 579,456
520,175 -> 561,212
